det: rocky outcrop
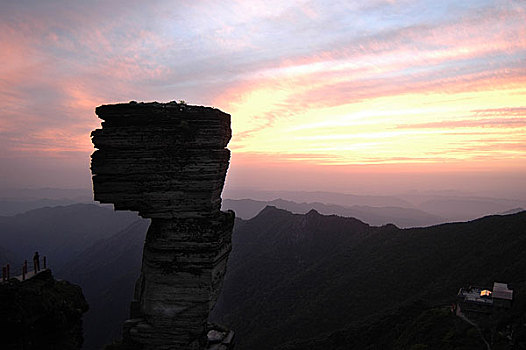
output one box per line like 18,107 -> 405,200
91,101 -> 234,349
0,269 -> 89,349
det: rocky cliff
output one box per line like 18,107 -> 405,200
91,101 -> 234,349
0,269 -> 89,349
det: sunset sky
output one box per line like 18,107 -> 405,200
1,0 -> 525,197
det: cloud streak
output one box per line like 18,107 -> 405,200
1,0 -> 525,189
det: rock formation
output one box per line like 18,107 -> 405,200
90,101 -> 235,349
0,269 -> 89,349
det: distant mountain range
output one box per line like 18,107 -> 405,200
416,197 -> 525,221
0,199 -> 91,216
2,187 -> 525,222
210,207 -> 526,349
1,202 -> 525,349
0,204 -> 141,272
222,198 -> 445,227
224,191 -> 526,223
0,204 -> 146,349
224,189 -> 415,208
59,219 -> 149,349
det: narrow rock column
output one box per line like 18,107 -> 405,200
90,101 -> 234,349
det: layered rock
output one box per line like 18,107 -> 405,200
91,101 -> 234,349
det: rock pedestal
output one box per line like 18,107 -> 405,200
91,101 -> 234,349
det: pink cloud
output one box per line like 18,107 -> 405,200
212,3 -> 526,131
395,107 -> 526,130
2,0 -> 526,191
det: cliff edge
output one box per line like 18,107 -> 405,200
0,269 -> 89,349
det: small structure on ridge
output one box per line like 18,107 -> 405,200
457,281 -> 513,314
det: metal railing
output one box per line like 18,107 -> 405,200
1,255 -> 48,282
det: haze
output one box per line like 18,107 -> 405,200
1,0 -> 525,200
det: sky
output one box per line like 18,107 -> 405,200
1,0 -> 525,198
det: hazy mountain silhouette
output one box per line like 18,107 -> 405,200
418,197 -> 526,221
223,198 -> 444,227
0,204 -> 140,269
2,203 -> 525,349
499,208 -> 525,215
224,189 -> 413,207
210,207 -> 526,349
0,187 -> 93,215
224,189 -> 526,222
59,219 -> 149,350
0,204 -> 147,349
0,199 -> 90,216
0,246 -> 19,267
0,187 -> 92,201
3,187 -> 524,221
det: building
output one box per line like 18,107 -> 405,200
492,282 -> 513,309
457,282 -> 513,314
457,286 -> 494,314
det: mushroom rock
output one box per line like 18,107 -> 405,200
90,101 -> 235,349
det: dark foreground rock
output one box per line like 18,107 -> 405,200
0,269 -> 89,349
91,101 -> 235,349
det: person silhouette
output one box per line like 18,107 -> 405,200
33,251 -> 40,273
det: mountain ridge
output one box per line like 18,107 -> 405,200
211,209 -> 526,349
223,198 -> 443,227
1,203 -> 525,349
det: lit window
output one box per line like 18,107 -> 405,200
480,290 -> 492,297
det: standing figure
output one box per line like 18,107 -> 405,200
33,251 -> 40,273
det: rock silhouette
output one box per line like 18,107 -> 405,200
91,101 -> 234,349
0,269 -> 89,349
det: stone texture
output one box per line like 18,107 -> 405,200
91,101 -> 235,349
